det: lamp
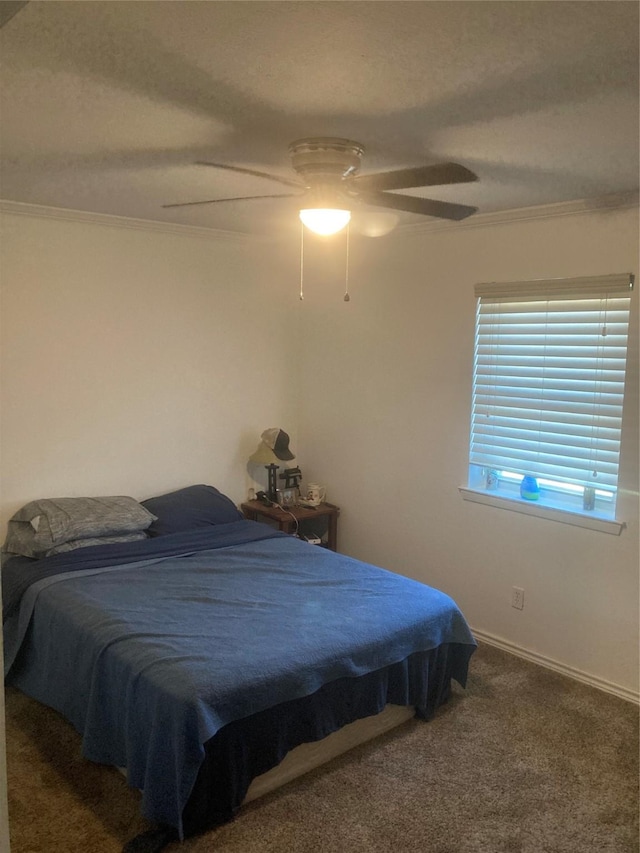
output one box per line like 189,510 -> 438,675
299,208 -> 351,236
248,442 -> 281,502
248,429 -> 296,503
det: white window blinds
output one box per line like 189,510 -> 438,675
470,273 -> 633,493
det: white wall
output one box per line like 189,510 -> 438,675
0,211 -> 298,527
295,205 -> 639,696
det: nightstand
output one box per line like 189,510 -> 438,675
241,501 -> 340,551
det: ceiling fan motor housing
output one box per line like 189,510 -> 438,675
289,138 -> 365,185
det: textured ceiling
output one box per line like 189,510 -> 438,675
1,1 -> 638,236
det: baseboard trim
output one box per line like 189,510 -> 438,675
471,627 -> 639,705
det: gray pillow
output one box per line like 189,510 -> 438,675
4,496 -> 156,559
45,531 -> 149,557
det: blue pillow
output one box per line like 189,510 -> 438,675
141,484 -> 243,537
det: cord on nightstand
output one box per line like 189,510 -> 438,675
274,505 -> 299,536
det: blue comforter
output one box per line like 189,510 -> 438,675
3,521 -> 476,835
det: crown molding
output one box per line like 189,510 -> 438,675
2,191 -> 638,242
396,190 -> 640,236
0,199 -> 261,243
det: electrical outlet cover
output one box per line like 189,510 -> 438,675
511,586 -> 525,610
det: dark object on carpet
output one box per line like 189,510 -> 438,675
122,827 -> 178,853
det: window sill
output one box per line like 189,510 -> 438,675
459,487 -> 626,535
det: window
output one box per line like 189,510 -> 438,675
463,272 -> 634,530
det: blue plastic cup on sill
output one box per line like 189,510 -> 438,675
520,475 -> 540,501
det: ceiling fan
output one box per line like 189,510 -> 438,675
163,138 -> 478,234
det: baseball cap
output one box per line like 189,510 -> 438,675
260,428 -> 295,461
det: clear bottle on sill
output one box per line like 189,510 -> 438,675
583,486 -> 596,511
484,468 -> 499,490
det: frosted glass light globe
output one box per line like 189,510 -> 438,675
299,208 -> 351,236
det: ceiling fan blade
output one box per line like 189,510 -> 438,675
356,191 -> 477,221
195,161 -> 303,189
354,163 -> 478,192
163,193 -> 300,209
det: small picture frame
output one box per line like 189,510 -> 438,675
277,487 -> 299,507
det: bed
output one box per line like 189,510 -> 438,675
2,486 -> 476,849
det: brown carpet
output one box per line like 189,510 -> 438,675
6,643 -> 639,853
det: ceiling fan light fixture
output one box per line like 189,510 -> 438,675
299,208 -> 351,236
351,211 -> 399,237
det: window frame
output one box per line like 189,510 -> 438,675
460,272 -> 634,535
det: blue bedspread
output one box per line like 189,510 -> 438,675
3,522 -> 476,835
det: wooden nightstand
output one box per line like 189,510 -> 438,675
241,501 -> 340,551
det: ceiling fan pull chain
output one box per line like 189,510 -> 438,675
299,221 -> 305,301
344,223 -> 351,302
